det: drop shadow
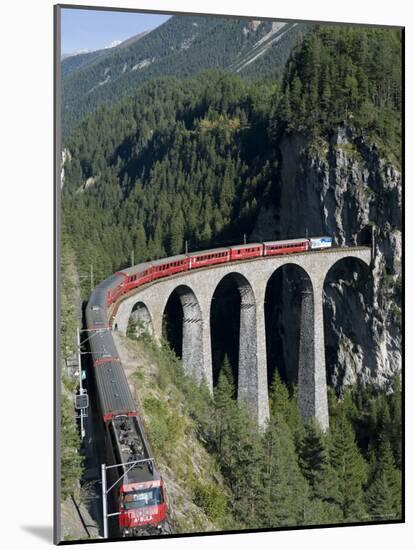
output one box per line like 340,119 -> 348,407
21,525 -> 53,543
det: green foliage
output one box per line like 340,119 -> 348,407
259,415 -> 310,527
274,25 -> 402,163
329,410 -> 368,521
61,395 -> 83,500
366,440 -> 401,520
298,421 -> 343,520
60,237 -> 84,503
142,396 -> 184,460
213,370 -> 265,528
60,234 -> 79,359
62,72 -> 278,297
192,480 -> 229,526
268,371 -> 300,434
62,17 -> 308,137
131,329 -> 402,530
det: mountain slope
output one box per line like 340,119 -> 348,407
61,15 -> 308,137
61,31 -> 150,79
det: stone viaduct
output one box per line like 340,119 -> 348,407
113,247 -> 372,431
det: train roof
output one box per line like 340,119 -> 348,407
94,361 -> 137,417
110,416 -> 159,484
85,303 -> 107,328
187,247 -> 229,256
88,329 -> 119,361
264,238 -> 308,245
97,273 -> 126,291
87,288 -> 107,309
229,242 -> 263,250
151,254 -> 187,266
118,262 -> 153,276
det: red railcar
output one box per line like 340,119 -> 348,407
120,262 -> 154,294
151,254 -> 189,281
263,238 -> 309,256
229,243 -> 263,261
107,273 -> 129,305
188,247 -> 230,269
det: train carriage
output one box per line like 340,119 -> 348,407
151,254 -> 189,281
229,243 -> 263,261
187,247 -> 230,269
96,273 -> 129,306
118,262 -> 154,294
263,238 -> 309,256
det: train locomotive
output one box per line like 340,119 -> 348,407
84,235 -> 331,535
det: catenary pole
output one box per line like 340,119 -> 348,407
90,264 -> 94,292
102,464 -> 108,538
77,327 -> 85,439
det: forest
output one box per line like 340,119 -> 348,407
62,25 -> 401,298
61,16 -> 307,136
127,331 -> 402,528
60,23 -> 402,528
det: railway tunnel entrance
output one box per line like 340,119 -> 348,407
264,264 -> 314,391
210,272 -> 257,405
323,257 -> 375,393
162,285 -> 204,381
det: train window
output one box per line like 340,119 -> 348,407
122,487 -> 163,510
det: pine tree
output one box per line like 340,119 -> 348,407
214,355 -> 236,454
133,223 -> 147,263
298,420 -> 342,520
259,414 -> 310,528
366,472 -> 397,521
268,371 -> 299,434
169,207 -> 185,256
228,405 -> 265,529
213,358 -> 265,528
298,420 -> 327,486
366,440 -> 401,520
389,375 -> 402,468
329,411 -> 367,521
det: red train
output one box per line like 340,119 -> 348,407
85,235 -> 331,534
106,237 -> 332,307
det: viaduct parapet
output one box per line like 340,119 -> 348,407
113,248 -> 371,431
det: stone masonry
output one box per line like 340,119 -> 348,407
113,248 -> 372,430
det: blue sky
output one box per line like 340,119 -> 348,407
61,8 -> 170,54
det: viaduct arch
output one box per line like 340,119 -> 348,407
114,247 -> 372,430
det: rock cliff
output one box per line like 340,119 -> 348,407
253,127 -> 401,391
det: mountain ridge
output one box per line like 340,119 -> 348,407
61,15 -> 309,138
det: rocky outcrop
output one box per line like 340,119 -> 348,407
61,148 -> 71,189
253,127 -> 401,391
